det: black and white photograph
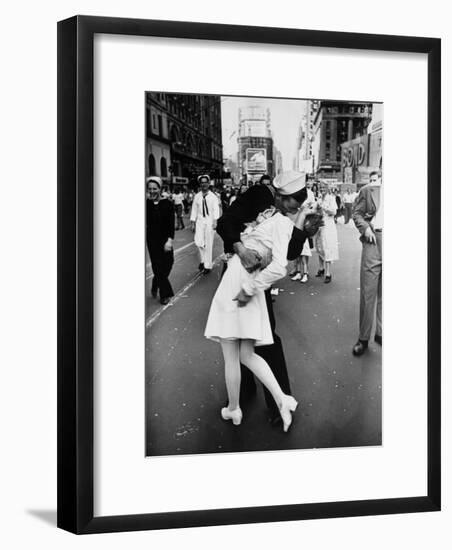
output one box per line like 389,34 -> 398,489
145,93 -> 383,456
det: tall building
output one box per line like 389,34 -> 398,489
273,146 -> 283,176
237,106 -> 274,183
304,100 -> 320,161
312,101 -> 373,182
294,100 -> 320,175
146,93 -> 223,187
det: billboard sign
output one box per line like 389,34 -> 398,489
341,135 -> 369,169
246,148 -> 267,172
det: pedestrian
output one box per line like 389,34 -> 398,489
343,189 -> 354,224
172,188 -> 185,229
351,171 -> 383,356
212,185 -> 223,217
315,184 -> 339,283
206,175 -> 321,431
239,184 -> 248,196
190,175 -> 220,274
187,189 -> 194,212
258,174 -> 272,187
289,185 -> 316,283
229,189 -> 238,206
182,187 -> 190,214
221,188 -> 232,212
146,177 -> 175,305
334,189 -> 342,223
216,170 -> 319,424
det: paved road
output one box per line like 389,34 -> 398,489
145,218 -> 382,456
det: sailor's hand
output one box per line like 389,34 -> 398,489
233,243 -> 261,272
233,289 -> 252,307
364,226 -> 376,244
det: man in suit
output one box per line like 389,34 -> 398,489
216,171 -> 317,423
352,171 -> 383,356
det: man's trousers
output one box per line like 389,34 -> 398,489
194,219 -> 215,269
359,231 -> 382,341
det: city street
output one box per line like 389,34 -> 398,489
145,214 -> 382,456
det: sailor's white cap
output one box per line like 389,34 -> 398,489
273,171 -> 306,195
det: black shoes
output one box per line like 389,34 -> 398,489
315,269 -> 325,277
160,297 -> 171,305
352,336 -> 381,356
324,275 -> 332,284
203,268 -> 211,275
198,263 -> 204,271
352,339 -> 368,356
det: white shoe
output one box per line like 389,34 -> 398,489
300,273 -> 308,283
221,407 -> 243,426
291,272 -> 302,281
279,396 -> 298,432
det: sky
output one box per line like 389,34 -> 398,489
220,95 -> 307,171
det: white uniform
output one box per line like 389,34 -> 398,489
190,191 -> 220,269
204,212 -> 293,346
315,194 -> 339,262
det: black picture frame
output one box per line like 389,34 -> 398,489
57,15 -> 441,534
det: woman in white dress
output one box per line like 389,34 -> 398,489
205,201 -> 320,431
315,184 -> 339,283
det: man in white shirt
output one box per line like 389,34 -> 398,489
190,175 -> 220,274
343,189 -> 355,224
351,171 -> 383,356
172,189 -> 185,230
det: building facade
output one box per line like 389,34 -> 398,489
146,93 -> 223,187
303,99 -> 320,162
237,106 -> 274,183
293,100 -> 320,175
273,146 -> 283,177
312,101 -> 373,183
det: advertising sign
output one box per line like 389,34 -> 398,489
246,148 -> 267,172
341,135 -> 369,169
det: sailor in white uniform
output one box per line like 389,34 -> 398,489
190,174 -> 220,273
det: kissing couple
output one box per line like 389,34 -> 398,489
205,172 -> 323,431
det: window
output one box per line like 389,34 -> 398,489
148,154 -> 156,176
160,157 -> 168,178
146,109 -> 152,137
